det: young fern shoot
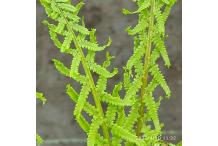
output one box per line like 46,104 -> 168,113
39,0 -> 178,145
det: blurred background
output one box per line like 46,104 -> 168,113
36,0 -> 182,145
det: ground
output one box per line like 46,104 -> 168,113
36,0 -> 182,145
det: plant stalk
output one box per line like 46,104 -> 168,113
136,0 -> 155,137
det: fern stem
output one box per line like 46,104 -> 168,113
51,1 -> 111,145
136,0 -> 155,137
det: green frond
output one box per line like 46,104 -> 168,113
57,3 -> 77,12
66,84 -> 97,116
124,101 -> 140,130
103,52 -> 115,68
65,12 -> 80,22
52,59 -> 70,77
74,1 -> 85,14
96,76 -> 107,92
43,21 -> 62,49
77,37 -> 111,51
150,46 -> 161,64
123,70 -> 131,91
126,18 -> 147,35
126,42 -> 146,71
87,116 -> 103,146
95,53 -> 115,92
112,83 -> 122,97
105,105 -> 117,125
88,62 -> 118,78
111,124 -> 146,146
69,71 -> 87,84
55,19 -> 66,34
146,79 -> 159,94
77,115 -> 90,133
61,32 -> 73,52
154,9 -> 165,35
72,23 -> 90,35
156,96 -> 163,109
149,65 -> 171,98
100,92 -> 133,106
162,0 -> 177,23
134,60 -> 144,75
124,76 -> 142,101
36,92 -> 47,105
70,50 -> 81,75
36,133 -> 44,146
77,115 -> 108,145
40,0 -> 177,145
162,0 -> 170,5
74,84 -> 91,118
144,95 -> 161,132
116,107 -> 126,125
122,0 -> 150,15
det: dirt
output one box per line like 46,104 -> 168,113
36,0 -> 182,145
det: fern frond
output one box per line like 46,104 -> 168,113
126,19 -> 147,35
105,105 -> 117,125
146,79 -> 159,94
57,3 -> 77,12
124,76 -> 142,101
95,52 -> 115,92
52,59 -> 70,76
36,133 -> 44,146
149,65 -> 171,98
100,92 -> 133,106
150,46 -> 161,64
61,32 -> 73,52
74,83 -> 91,118
66,84 -> 97,116
124,101 -> 140,130
112,83 -> 122,97
77,37 -> 111,51
70,49 -> 81,74
162,0 -> 170,5
126,41 -> 146,71
154,9 -> 165,35
123,70 -> 131,91
153,34 -> 171,68
122,0 -> 150,15
72,23 -> 90,35
87,116 -> 103,146
111,124 -> 146,146
77,115 -> 90,133
88,62 -> 118,78
36,92 -> 47,105
144,95 -> 161,132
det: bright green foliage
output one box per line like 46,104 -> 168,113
120,0 -> 177,145
36,92 -> 47,146
36,91 -> 47,105
36,133 -> 44,146
40,0 -> 179,146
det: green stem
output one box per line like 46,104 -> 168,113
52,1 -> 111,145
136,0 -> 155,137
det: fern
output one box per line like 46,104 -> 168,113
122,0 -> 177,144
39,0 -> 179,146
36,92 -> 47,146
36,91 -> 47,105
36,133 -> 44,146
